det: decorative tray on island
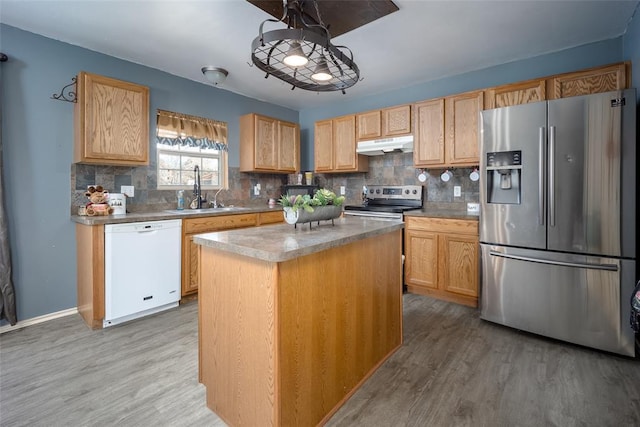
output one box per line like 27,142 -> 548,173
279,189 -> 345,229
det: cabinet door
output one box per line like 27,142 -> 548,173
549,63 -> 627,99
278,121 -> 299,172
484,79 -> 546,110
413,99 -> 445,167
445,91 -> 483,166
383,104 -> 411,136
314,120 -> 334,171
404,228 -> 439,290
439,233 -> 478,298
357,110 -> 382,140
182,235 -> 200,296
333,115 -> 358,171
254,115 -> 278,170
75,71 -> 149,165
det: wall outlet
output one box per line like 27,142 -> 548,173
454,186 -> 461,197
121,185 -> 134,197
340,186 -> 346,196
254,185 -> 260,196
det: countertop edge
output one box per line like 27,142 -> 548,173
71,206 -> 283,225
403,208 -> 479,221
194,219 -> 405,263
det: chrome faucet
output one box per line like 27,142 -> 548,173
193,165 -> 203,209
211,187 -> 225,208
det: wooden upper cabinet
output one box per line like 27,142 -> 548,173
314,120 -> 334,172
413,91 -> 482,168
314,115 -> 368,173
413,99 -> 445,166
74,71 -> 149,166
239,113 -> 299,173
357,105 -> 411,141
445,90 -> 483,166
548,62 -> 628,99
484,78 -> 546,110
333,115 -> 358,171
279,121 -> 299,172
356,110 -> 382,140
383,104 -> 412,136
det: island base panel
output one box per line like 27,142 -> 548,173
199,230 -> 403,426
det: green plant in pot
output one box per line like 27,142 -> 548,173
279,189 -> 345,225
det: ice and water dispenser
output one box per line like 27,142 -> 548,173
486,151 -> 522,204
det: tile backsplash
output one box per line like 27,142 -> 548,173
71,152 -> 479,214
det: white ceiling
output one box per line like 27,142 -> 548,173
1,0 -> 638,111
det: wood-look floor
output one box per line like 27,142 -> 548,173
1,294 -> 639,427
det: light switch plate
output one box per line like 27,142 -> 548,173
121,185 -> 134,197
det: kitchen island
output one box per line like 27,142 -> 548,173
194,217 -> 404,426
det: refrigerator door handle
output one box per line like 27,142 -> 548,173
538,127 -> 545,225
489,250 -> 618,271
548,126 -> 556,227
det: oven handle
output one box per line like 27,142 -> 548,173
343,211 -> 404,220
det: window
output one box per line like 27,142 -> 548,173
156,110 -> 228,190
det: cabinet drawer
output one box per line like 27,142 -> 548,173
406,217 -> 478,235
258,210 -> 284,225
184,214 -> 258,234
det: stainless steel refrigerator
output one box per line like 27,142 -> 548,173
479,89 -> 636,356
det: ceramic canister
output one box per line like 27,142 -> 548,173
108,193 -> 126,214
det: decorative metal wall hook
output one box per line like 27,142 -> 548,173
51,76 -> 77,103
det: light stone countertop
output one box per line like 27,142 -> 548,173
193,216 -> 404,263
404,207 -> 479,221
70,205 -> 283,225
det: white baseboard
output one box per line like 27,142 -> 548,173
0,307 -> 78,334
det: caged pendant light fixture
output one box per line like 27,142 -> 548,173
250,0 -> 360,93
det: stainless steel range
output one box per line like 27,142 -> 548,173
343,185 -> 424,220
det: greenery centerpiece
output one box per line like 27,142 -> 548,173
279,189 -> 345,227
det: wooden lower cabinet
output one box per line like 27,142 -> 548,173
404,217 -> 479,307
181,211 -> 284,297
76,223 -> 105,329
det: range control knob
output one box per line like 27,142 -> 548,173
375,189 -> 381,194
404,189 -> 410,195
412,189 -> 418,194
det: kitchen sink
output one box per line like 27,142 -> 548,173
164,206 -> 252,215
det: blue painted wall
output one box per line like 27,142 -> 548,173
2,8 -> 639,323
623,4 -> 640,104
0,24 -> 297,323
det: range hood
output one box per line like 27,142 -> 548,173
356,135 -> 414,156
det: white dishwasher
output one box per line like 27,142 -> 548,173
104,219 -> 181,327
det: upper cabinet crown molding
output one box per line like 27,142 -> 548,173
239,113 -> 300,174
74,71 -> 150,166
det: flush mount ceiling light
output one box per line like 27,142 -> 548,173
250,0 -> 360,93
201,66 -> 229,86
